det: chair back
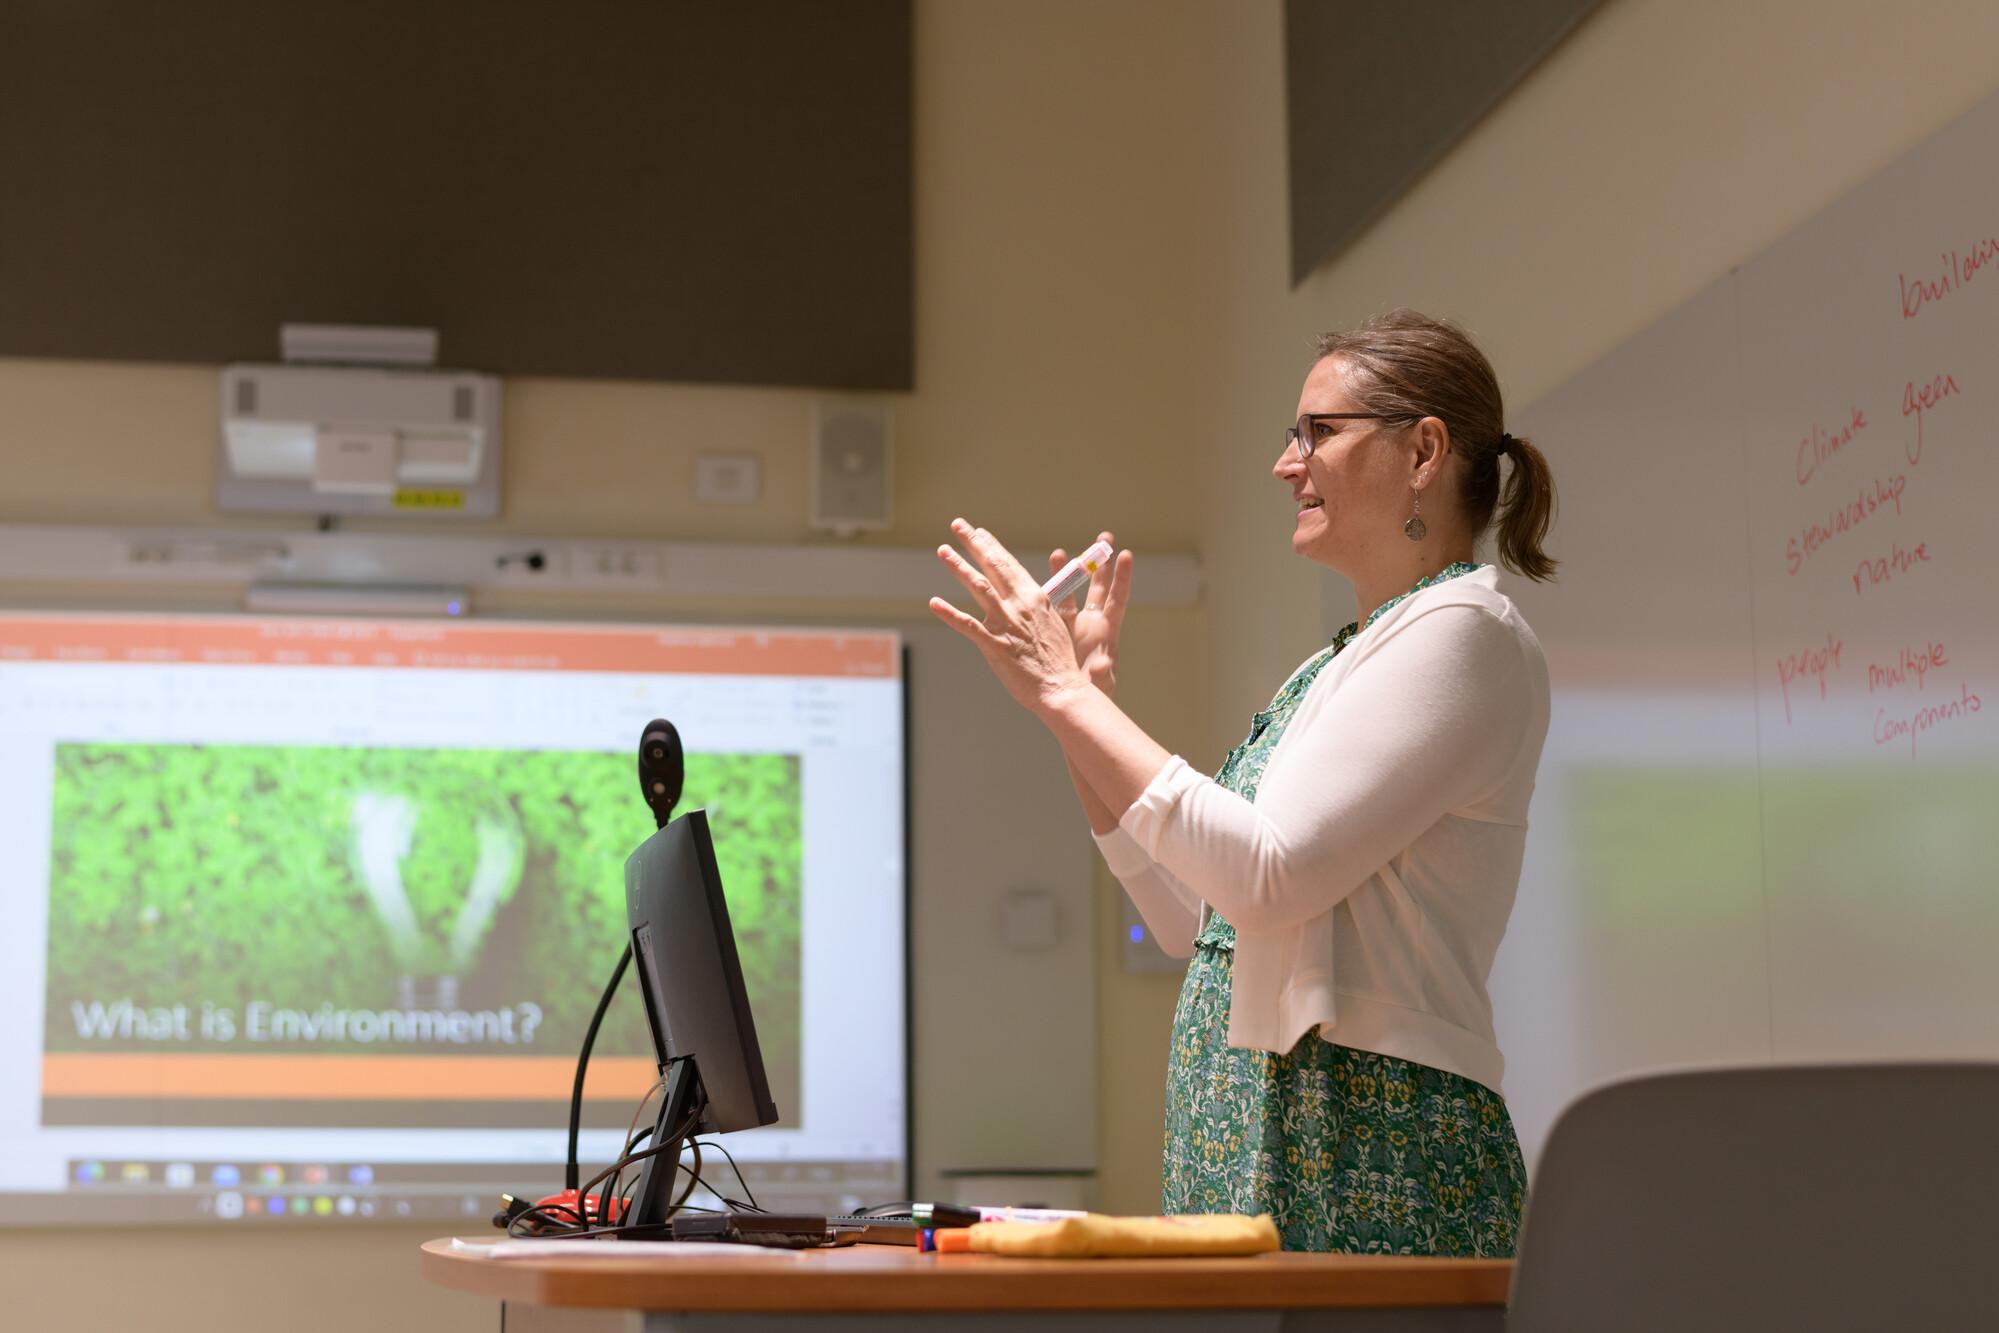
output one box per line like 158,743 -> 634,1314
1507,1062 -> 1999,1332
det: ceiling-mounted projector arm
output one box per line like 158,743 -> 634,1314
281,323 -> 439,367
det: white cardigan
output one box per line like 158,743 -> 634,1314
1094,565 -> 1548,1093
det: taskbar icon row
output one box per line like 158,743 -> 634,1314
211,1192 -> 370,1220
201,1190 -> 493,1223
69,1159 -> 377,1190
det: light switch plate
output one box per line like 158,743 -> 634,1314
694,452 -> 761,505
1119,892 -> 1188,974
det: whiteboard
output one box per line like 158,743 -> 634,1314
1491,90 -> 1999,1163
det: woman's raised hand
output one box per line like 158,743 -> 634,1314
1049,531 -> 1134,697
929,518 -> 1101,717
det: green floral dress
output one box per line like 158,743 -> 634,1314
1161,562 -> 1528,1255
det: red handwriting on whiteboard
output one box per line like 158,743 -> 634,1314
1775,631 -> 1843,723
1900,236 -> 1999,320
1794,408 -> 1869,486
1873,683 -> 1983,757
1901,372 -> 1960,466
1851,539 -> 1931,594
1866,641 -> 1948,693
1785,474 -> 1906,575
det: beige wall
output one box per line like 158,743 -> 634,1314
8,0 -> 1999,1327
0,4 -> 1219,1327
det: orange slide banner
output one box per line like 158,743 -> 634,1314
41,1052 -> 661,1102
0,614 -> 899,678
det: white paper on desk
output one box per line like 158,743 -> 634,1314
452,1237 -> 805,1260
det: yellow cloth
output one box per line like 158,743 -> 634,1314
956,1212 -> 1279,1257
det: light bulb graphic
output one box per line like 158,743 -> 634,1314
351,791 -> 524,1011
353,793 -> 423,971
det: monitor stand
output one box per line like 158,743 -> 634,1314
627,1056 -> 706,1232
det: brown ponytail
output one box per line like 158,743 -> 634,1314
1314,309 -> 1559,582
1495,433 -> 1558,581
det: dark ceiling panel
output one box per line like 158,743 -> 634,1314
0,0 -> 912,389
1285,0 -> 1602,285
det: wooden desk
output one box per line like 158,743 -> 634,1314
421,1237 -> 1512,1332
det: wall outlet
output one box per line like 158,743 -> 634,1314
569,545 -> 662,587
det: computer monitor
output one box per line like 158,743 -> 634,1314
623,808 -> 780,1229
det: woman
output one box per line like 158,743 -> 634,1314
929,309 -> 1555,1255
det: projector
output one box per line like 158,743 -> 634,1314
218,359 -> 502,518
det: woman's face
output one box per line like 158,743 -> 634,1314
1274,355 -> 1412,569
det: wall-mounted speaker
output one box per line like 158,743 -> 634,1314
810,401 -> 893,536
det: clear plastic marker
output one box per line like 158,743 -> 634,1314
1041,540 -> 1113,604
975,1205 -> 1088,1223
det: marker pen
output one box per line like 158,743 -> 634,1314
975,1205 -> 1089,1223
1041,540 -> 1114,604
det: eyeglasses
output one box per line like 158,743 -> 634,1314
1283,412 -> 1405,459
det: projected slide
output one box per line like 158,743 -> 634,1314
44,744 -> 802,1128
0,614 -> 904,1225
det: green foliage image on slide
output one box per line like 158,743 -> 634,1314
44,744 -> 801,1103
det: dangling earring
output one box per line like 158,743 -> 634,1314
1403,488 -> 1427,542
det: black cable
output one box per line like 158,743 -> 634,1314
575,1131 -> 683,1206
668,1139 -> 703,1215
600,1074 -> 669,1226
582,1018 -> 679,1223
512,1107 -> 698,1239
603,1141 -> 726,1233
512,1170 -> 731,1243
690,1137 -> 762,1212
507,1201 -> 590,1238
574,1107 -> 702,1215
512,1074 -> 751,1242
603,1122 -> 656,1223
518,1218 -> 679,1241
672,1139 -> 773,1216
565,944 -> 632,1193
511,1151 -> 747,1243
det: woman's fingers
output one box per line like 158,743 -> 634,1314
1104,549 -> 1135,631
951,518 -> 1035,600
1083,530 -> 1115,610
936,542 -> 1008,622
927,595 -> 999,646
